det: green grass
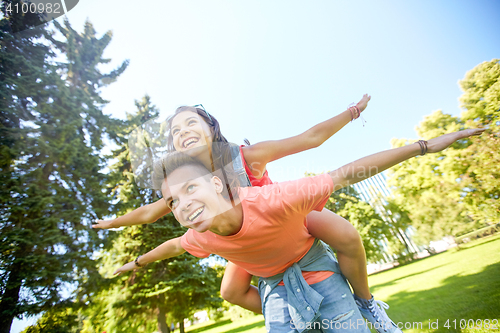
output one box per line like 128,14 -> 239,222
186,315 -> 265,333
369,233 -> 500,333
187,234 -> 500,333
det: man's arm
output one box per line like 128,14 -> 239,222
329,128 -> 485,190
113,236 -> 186,275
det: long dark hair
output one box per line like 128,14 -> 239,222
166,106 -> 228,153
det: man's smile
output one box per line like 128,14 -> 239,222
188,206 -> 205,222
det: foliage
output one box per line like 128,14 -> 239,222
458,59 -> 500,224
387,59 -> 500,244
381,199 -> 416,261
388,111 -> 481,243
319,180 -> 392,263
459,59 -> 500,131
0,7 -> 127,332
305,170 -> 414,262
21,307 -> 83,333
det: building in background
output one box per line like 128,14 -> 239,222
353,173 -> 421,265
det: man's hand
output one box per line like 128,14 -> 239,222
426,128 -> 485,154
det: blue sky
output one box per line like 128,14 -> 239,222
65,1 -> 499,183
49,0 -> 499,183
12,0 -> 500,331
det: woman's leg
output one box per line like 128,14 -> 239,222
307,210 -> 403,333
220,262 -> 262,314
306,209 -> 371,299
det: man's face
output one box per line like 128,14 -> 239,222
162,165 -> 222,233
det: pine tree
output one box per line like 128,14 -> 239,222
1,2 -> 52,331
0,10 -> 128,332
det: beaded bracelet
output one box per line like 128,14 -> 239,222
349,106 -> 355,121
348,106 -> 361,121
135,255 -> 144,268
347,103 -> 366,127
353,105 -> 361,118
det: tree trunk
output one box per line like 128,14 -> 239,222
157,303 -> 170,333
179,320 -> 185,333
0,262 -> 23,333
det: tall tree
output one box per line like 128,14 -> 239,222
458,59 -> 500,224
387,111 -> 480,244
0,2 -> 52,331
0,9 -> 127,332
84,96 -> 222,333
387,60 -> 500,244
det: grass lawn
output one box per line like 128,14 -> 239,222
186,234 -> 500,333
369,233 -> 500,333
186,315 -> 265,333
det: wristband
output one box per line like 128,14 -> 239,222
134,255 -> 144,268
416,140 -> 428,155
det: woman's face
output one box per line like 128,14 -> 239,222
171,111 -> 212,154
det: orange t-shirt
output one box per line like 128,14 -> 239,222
181,173 -> 334,284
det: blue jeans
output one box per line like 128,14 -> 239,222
263,273 -> 370,332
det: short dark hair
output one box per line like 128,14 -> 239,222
153,151 -> 239,201
153,152 -> 208,188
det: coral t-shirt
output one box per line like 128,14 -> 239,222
181,174 -> 334,283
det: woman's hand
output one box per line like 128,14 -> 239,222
92,219 -> 116,229
356,94 -> 371,113
113,261 -> 137,275
426,128 -> 485,154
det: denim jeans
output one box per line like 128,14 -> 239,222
263,273 -> 370,332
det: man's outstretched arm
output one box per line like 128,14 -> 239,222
329,128 -> 485,190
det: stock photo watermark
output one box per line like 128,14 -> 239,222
290,318 -> 499,331
4,0 -> 80,32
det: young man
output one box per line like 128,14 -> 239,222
114,128 -> 484,332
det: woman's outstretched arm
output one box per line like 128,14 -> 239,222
242,94 -> 371,177
93,199 -> 171,229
